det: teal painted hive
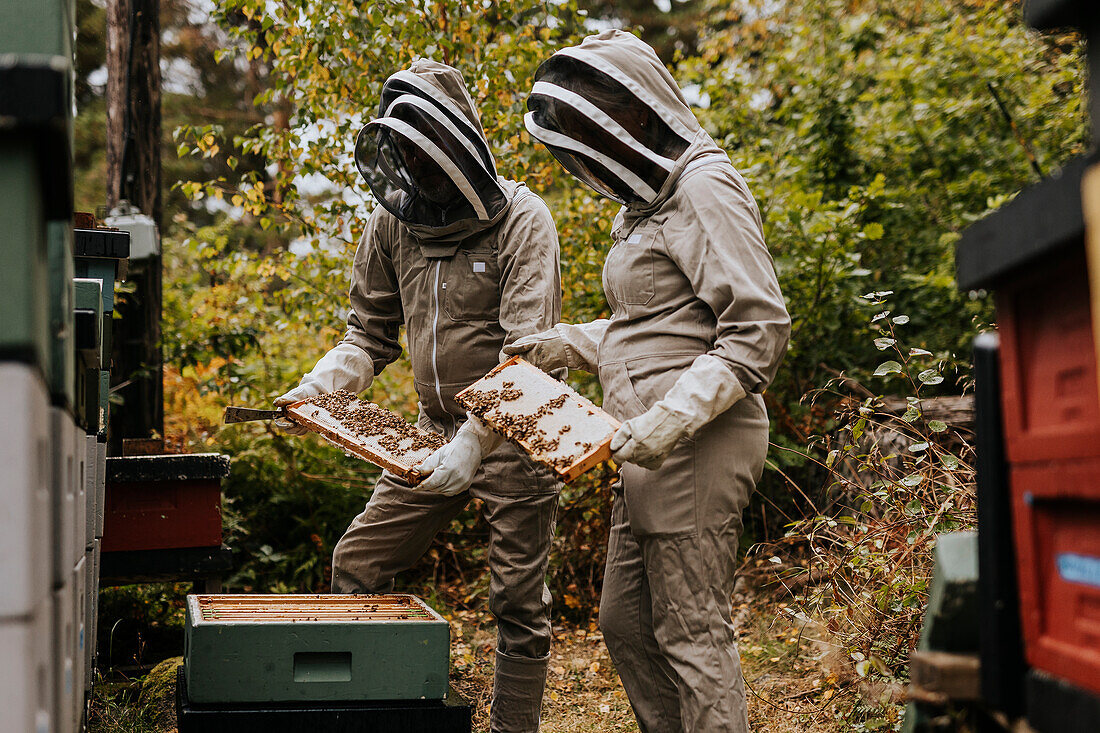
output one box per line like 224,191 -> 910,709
184,594 -> 450,704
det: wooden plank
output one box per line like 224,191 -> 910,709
455,356 -> 619,482
908,650 -> 981,703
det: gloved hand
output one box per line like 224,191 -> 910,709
503,329 -> 568,373
609,354 -> 747,471
273,385 -> 323,435
610,404 -> 687,470
417,414 -> 504,496
502,320 -> 608,374
273,342 -> 375,435
418,413 -> 503,493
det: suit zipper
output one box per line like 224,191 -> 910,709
431,261 -> 451,437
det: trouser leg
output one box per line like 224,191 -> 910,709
477,489 -> 558,733
598,490 -> 681,732
330,471 -> 468,593
645,530 -> 749,733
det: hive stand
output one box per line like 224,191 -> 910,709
176,667 -> 472,733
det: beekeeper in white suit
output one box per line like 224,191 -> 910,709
505,30 -> 791,732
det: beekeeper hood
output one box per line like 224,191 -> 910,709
355,60 -> 510,242
525,29 -> 723,208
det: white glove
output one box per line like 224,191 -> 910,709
417,414 -> 504,495
502,320 -> 608,374
274,342 -> 375,435
610,354 -> 747,470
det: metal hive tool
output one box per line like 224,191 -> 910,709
455,356 -> 620,482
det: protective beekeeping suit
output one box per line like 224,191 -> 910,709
508,30 -> 791,732
275,60 -> 563,733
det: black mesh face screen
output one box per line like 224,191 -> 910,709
357,125 -> 474,227
534,55 -> 687,159
524,53 -> 692,203
379,72 -> 496,173
355,91 -> 506,229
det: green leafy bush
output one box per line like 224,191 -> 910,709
160,0 -> 1085,616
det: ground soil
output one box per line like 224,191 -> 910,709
89,584 -> 854,733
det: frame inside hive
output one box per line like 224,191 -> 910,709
455,356 -> 620,482
189,594 -> 441,623
284,391 -> 444,485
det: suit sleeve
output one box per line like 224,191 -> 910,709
494,191 -> 563,359
662,168 -> 791,393
339,210 -> 405,376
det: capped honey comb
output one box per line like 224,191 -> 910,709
455,356 -> 619,482
284,391 -> 445,484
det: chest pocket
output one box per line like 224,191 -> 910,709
605,228 -> 656,306
442,248 -> 501,321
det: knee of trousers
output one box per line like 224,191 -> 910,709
489,585 -> 553,658
330,534 -> 390,594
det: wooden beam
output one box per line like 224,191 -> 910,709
105,0 -> 126,210
908,650 -> 981,704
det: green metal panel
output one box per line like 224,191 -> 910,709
48,221 -> 74,411
73,277 -> 102,370
72,278 -> 102,312
0,137 -> 49,372
917,531 -> 979,653
74,259 -> 119,315
904,532 -> 980,732
0,0 -> 74,62
184,595 -> 450,704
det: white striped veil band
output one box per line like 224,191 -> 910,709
552,46 -> 695,143
529,81 -> 677,172
523,112 -> 660,202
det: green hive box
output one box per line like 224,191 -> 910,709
184,594 -> 451,704
0,138 -> 49,370
48,221 -> 74,411
0,0 -> 74,63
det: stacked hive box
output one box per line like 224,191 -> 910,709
177,594 -> 470,732
73,225 -> 128,702
0,3 -> 131,728
0,0 -> 77,731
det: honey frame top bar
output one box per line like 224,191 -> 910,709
187,593 -> 445,624
456,356 -> 620,482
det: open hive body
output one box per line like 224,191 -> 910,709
184,594 -> 450,704
455,356 -> 620,482
284,394 -> 443,484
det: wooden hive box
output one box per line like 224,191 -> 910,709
184,594 -> 450,704
455,356 -> 619,482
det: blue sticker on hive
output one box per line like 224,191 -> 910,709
1057,553 -> 1100,588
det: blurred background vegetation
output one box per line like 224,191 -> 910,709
76,0 -> 1086,727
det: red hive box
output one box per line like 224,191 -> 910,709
996,246 -> 1100,695
102,453 -> 230,552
